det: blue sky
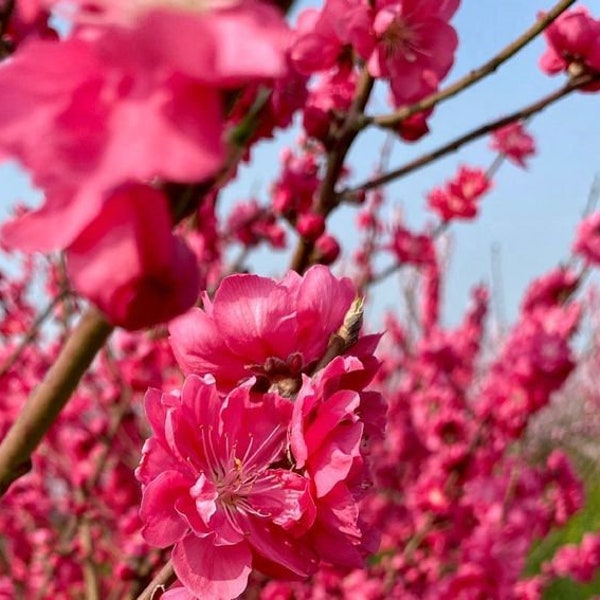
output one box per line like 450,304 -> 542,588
1,0 -> 600,327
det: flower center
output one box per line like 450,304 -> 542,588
382,18 -> 418,63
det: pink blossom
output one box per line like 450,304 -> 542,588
271,147 -> 320,218
296,213 -> 326,242
489,122 -> 536,168
303,68 -> 357,143
539,6 -> 600,84
290,356 -> 385,566
389,224 -> 435,266
313,233 -> 341,265
366,0 -> 460,104
573,211 -> 600,264
66,183 -> 200,330
521,267 -> 578,312
427,165 -> 492,221
226,199 -> 286,250
546,532 -> 600,583
290,0 -> 370,75
137,375 -> 318,599
0,1 -> 289,252
169,266 -> 356,391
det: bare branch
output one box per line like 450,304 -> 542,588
344,74 -> 596,197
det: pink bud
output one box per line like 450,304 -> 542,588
297,213 -> 325,241
314,233 -> 340,265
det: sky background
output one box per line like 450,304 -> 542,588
1,0 -> 600,328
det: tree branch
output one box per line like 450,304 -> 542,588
344,74 -> 596,197
290,69 -> 374,273
361,0 -> 576,130
135,561 -> 176,600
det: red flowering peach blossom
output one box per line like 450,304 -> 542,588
539,6 -> 600,82
289,355 -> 385,566
573,211 -> 600,264
0,0 -> 289,252
66,183 -> 200,330
137,375 -> 318,599
290,0 -> 370,75
366,0 -> 460,104
169,266 -> 355,391
427,165 -> 492,221
389,224 -> 435,266
521,267 -> 578,312
489,122 -> 536,168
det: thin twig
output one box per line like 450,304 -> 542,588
362,0 -> 577,129
135,561 -> 176,600
0,307 -> 113,496
344,74 -> 596,197
0,290 -> 68,379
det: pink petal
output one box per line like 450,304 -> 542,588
140,471 -> 191,548
172,534 -> 252,600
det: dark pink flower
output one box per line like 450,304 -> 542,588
290,356 -> 385,566
521,267 -> 578,313
67,183 -> 200,330
389,224 -> 435,266
366,0 -> 460,104
169,266 -> 356,391
137,375 -> 318,599
291,0 -> 371,75
573,211 -> 600,264
490,122 -> 536,168
539,6 -> 600,85
427,165 -> 492,221
314,233 -> 341,265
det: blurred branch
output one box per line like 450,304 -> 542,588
362,0 -> 577,130
344,74 -> 597,197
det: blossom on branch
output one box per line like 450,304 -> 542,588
169,266 -> 356,392
367,0 -> 460,105
489,122 -> 536,168
427,165 -> 492,222
573,211 -> 600,265
539,5 -> 600,86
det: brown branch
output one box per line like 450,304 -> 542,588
362,0 -> 577,130
0,307 -> 113,496
290,69 -> 375,273
344,74 -> 595,197
135,561 -> 176,600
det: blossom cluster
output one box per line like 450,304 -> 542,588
137,266 -> 385,598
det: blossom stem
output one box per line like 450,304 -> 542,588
361,0 -> 577,130
343,74 -> 597,197
135,560 -> 176,600
0,307 -> 113,496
